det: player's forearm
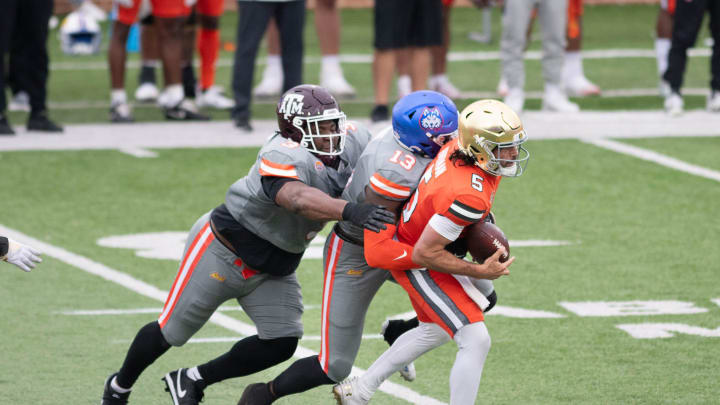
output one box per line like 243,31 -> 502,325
364,227 -> 418,271
412,247 -> 481,277
280,183 -> 346,221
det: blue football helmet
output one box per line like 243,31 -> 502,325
392,90 -> 459,158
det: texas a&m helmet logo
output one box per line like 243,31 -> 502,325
419,107 -> 443,132
278,93 -> 304,119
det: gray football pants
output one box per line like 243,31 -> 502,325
317,231 -> 392,382
501,0 -> 568,90
158,212 -> 304,346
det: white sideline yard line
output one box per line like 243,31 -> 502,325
0,224 -> 446,405
49,48 -> 713,71
2,111 -> 720,155
582,138 -> 720,183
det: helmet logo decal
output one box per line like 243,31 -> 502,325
278,94 -> 305,119
419,107 -> 443,132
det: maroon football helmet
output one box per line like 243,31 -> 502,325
276,84 -> 347,167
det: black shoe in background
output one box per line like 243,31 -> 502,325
0,114 -> 15,135
370,105 -> 389,122
27,111 -> 63,133
232,110 -> 253,133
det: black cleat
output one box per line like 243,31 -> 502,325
163,368 -> 205,405
164,99 -> 210,121
0,114 -> 15,135
101,373 -> 131,405
237,382 -> 274,405
370,105 -> 389,122
27,111 -> 63,132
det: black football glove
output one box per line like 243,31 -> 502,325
342,202 -> 396,233
445,238 -> 468,258
484,211 -> 496,224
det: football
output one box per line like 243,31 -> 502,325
465,221 -> 510,263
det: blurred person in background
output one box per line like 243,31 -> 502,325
108,0 -> 209,123
0,0 -> 63,135
561,0 -> 600,97
663,0 -> 720,116
655,0 -> 675,97
231,0 -> 306,132
371,0 -> 443,122
396,0 -> 461,100
500,0 -> 579,113
255,0 -> 356,99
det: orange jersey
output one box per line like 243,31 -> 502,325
117,0 -> 190,25
396,138 -> 500,246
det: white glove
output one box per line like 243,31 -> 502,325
4,239 -> 42,272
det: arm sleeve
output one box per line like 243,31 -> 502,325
364,225 -> 420,271
261,176 -> 300,202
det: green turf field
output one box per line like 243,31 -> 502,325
1,3 -> 720,404
1,133 -> 719,404
5,4 -> 718,124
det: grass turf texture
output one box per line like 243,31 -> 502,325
1,135 -> 719,403
5,4 -> 717,124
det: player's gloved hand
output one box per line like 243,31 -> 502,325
4,238 -> 42,272
342,202 -> 396,233
445,238 -> 468,258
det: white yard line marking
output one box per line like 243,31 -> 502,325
0,224 -> 446,405
117,147 -> 158,158
49,48 -> 713,71
582,138 -> 720,183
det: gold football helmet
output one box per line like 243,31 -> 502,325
457,99 -> 529,177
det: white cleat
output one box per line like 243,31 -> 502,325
430,76 -> 461,99
321,74 -> 357,98
397,75 -> 412,99
496,76 -> 509,97
109,102 -> 134,123
253,73 -> 283,99
332,377 -> 369,405
135,82 -> 159,103
8,91 -> 30,112
504,88 -> 525,114
563,75 -> 601,97
399,362 -> 416,382
542,85 -> 580,113
707,91 -> 720,112
665,92 -> 684,116
197,85 -> 235,109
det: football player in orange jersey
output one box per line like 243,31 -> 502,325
333,99 -> 529,405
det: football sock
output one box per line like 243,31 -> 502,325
198,27 -> 219,91
196,335 -> 298,386
383,317 -> 419,345
164,84 -> 184,107
111,376 -> 131,393
139,62 -> 158,84
181,65 -> 196,99
563,51 -> 583,80
186,366 -> 203,381
116,321 -> 171,389
450,322 -> 491,404
110,89 -> 127,106
655,38 -> 671,76
270,355 -> 334,398
362,322 -> 449,398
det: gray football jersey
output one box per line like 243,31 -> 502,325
225,124 -> 371,254
337,126 -> 434,243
